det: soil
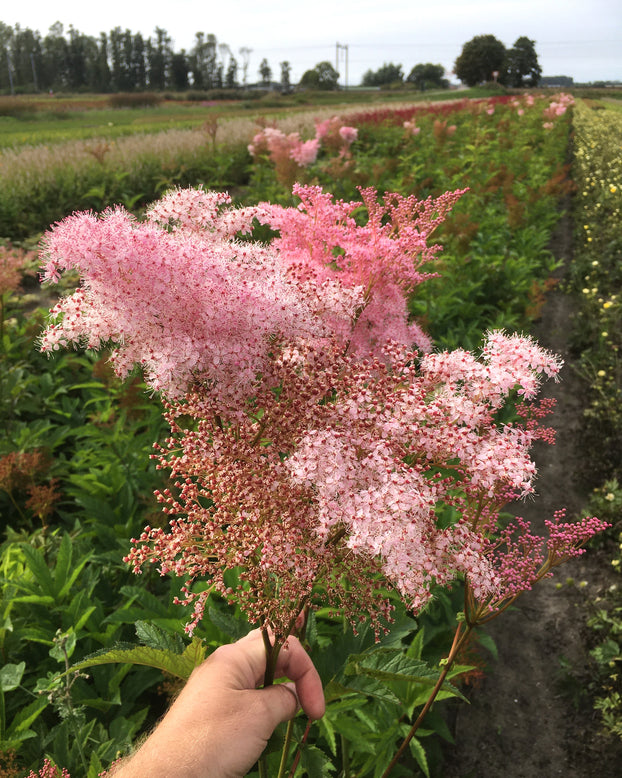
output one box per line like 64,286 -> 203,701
441,212 -> 622,776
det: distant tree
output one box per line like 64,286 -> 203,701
109,27 -> 128,91
280,60 -> 291,92
147,27 -> 172,90
361,62 -> 403,87
259,57 -> 272,85
170,50 -> 190,90
406,63 -> 448,91
189,32 -> 218,89
10,25 -> 43,92
39,22 -> 70,91
93,33 -> 111,92
454,34 -> 507,86
225,55 -> 238,88
507,36 -> 541,87
300,61 -> 339,90
130,32 -> 147,90
0,22 -> 14,92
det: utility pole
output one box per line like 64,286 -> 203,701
336,42 -> 348,90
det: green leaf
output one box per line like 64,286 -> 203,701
9,594 -> 55,607
298,744 -> 336,776
317,715 -> 337,756
345,648 -> 440,686
408,735 -> 430,778
49,629 -> 77,663
0,662 -> 25,692
68,636 -> 208,681
56,538 -> 93,600
205,605 -> 252,641
5,695 -> 48,736
18,544 -> 55,597
135,621 -> 185,654
473,627 -> 498,660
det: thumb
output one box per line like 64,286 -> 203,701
258,682 -> 300,725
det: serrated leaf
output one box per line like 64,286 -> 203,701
345,648 -> 439,686
409,736 -> 430,778
323,677 -> 399,706
205,605 -> 252,641
135,621 -> 184,654
326,714 -> 375,755
317,716 -> 337,756
68,636 -> 208,680
19,543 -> 55,596
298,744 -> 336,776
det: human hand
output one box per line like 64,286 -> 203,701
111,629 -> 325,778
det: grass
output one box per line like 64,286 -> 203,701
0,87 -> 507,150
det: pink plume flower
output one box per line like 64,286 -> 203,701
40,185 -> 607,639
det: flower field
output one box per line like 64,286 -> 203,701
1,90 -> 621,777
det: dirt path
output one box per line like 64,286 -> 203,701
441,212 -> 622,777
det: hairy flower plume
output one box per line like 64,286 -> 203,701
40,185 -> 607,639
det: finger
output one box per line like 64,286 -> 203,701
273,638 -> 325,720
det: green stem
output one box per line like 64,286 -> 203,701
258,625 -> 281,777
277,718 -> 296,778
62,644 -> 89,775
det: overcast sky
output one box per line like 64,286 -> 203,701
3,0 -> 621,85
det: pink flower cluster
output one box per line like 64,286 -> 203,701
248,116 -> 357,185
40,184 -> 607,639
28,759 -> 71,778
403,120 -> 421,135
255,183 -> 466,354
313,115 -> 358,154
543,93 -> 574,120
40,185 -> 462,401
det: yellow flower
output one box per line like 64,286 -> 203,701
611,185 -> 618,194
597,370 -> 606,377
603,301 -> 613,309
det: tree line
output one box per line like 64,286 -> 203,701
0,21 -> 543,96
0,21 -> 261,94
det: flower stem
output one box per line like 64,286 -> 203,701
379,621 -> 472,778
277,718 -> 295,778
287,718 -> 312,778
